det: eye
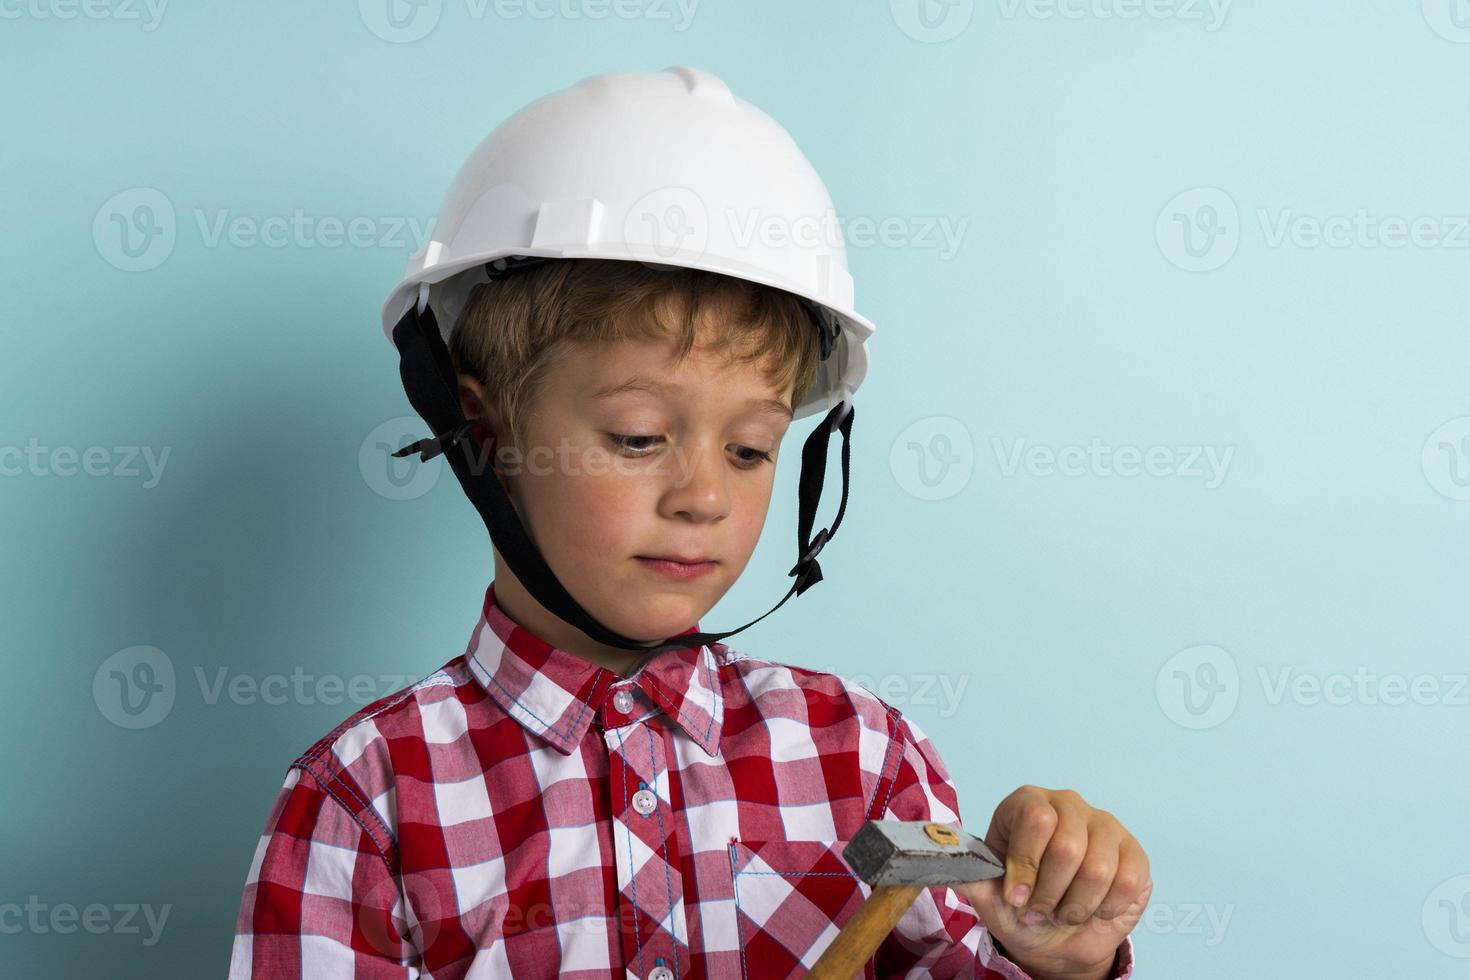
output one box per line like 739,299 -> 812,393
605,434 -> 774,469
731,446 -> 775,469
602,431 -> 661,455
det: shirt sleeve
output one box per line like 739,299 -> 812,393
869,710 -> 1136,980
227,766 -> 422,979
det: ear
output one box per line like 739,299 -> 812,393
456,373 -> 497,430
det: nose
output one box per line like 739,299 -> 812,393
656,437 -> 730,523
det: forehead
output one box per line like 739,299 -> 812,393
554,334 -> 794,421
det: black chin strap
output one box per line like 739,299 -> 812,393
388,293 -> 853,670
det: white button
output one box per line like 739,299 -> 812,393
648,967 -> 674,980
631,788 -> 657,816
612,689 -> 634,713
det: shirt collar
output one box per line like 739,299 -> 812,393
465,581 -> 724,757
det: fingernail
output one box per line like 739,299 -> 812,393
1008,884 -> 1030,907
1022,909 -> 1045,926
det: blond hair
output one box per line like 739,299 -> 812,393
448,259 -> 823,442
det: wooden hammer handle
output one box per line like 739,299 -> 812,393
806,882 -> 924,980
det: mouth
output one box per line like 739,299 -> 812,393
635,556 -> 719,580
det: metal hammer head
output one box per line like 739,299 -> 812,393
841,820 -> 1005,887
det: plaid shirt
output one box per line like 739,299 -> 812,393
229,582 -> 1135,979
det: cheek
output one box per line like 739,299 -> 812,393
725,475 -> 777,553
521,464 -> 650,558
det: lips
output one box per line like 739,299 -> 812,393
635,555 -> 719,581
639,555 -> 716,565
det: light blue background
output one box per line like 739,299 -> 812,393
4,1 -> 1469,975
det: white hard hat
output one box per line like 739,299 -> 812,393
379,64 -> 875,422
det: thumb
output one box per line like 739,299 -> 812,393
984,822 -> 1043,910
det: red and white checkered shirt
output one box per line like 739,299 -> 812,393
229,582 -> 1135,979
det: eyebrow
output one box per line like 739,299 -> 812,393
588,377 -> 793,422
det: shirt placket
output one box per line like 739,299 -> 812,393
602,682 -> 690,980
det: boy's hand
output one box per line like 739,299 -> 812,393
952,785 -> 1152,980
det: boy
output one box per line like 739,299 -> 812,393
228,67 -> 1148,979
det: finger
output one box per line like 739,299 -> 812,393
1094,837 -> 1152,921
986,786 -> 1057,908
1024,795 -> 1090,923
1053,815 -> 1125,925
957,876 -> 1015,930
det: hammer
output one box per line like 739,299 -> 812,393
807,820 -> 1006,980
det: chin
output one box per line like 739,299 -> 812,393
610,593 -> 707,643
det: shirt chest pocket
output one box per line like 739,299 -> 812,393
727,838 -> 869,979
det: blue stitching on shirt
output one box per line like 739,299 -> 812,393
614,726 -> 646,975
728,841 -> 860,978
288,763 -> 396,877
473,650 -> 604,750
733,869 -> 854,877
727,843 -> 752,980
290,678 -> 427,856
698,647 -> 719,743
869,706 -> 906,820
644,724 -> 682,980
523,722 -> 564,969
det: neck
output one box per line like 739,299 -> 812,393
490,567 -> 654,677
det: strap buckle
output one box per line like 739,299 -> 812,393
390,419 -> 476,462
